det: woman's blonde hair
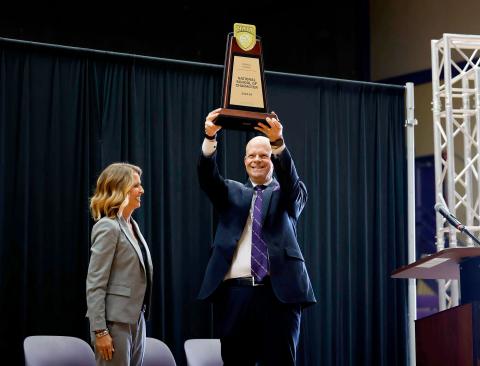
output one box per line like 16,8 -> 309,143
90,163 -> 142,220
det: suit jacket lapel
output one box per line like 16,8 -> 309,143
261,179 -> 278,224
117,216 -> 146,271
242,181 -> 255,217
131,218 -> 153,278
240,190 -> 254,226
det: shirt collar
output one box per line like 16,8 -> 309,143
250,177 -> 273,188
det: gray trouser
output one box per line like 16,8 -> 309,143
92,311 -> 146,366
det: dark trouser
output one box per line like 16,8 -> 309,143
214,278 -> 301,366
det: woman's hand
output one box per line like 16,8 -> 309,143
96,333 -> 115,361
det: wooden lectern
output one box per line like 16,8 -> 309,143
392,247 -> 480,280
392,247 -> 480,365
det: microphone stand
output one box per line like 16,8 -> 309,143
447,222 -> 480,247
459,226 -> 480,247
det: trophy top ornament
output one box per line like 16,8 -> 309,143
233,23 -> 256,51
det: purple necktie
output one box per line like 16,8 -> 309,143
251,185 -> 268,282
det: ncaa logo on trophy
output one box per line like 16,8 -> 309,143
234,23 -> 256,51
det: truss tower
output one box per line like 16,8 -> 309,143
432,34 -> 480,309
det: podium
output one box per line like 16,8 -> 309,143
413,302 -> 480,365
392,247 -> 480,280
392,247 -> 480,365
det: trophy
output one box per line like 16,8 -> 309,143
215,23 -> 275,131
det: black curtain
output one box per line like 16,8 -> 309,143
0,41 -> 407,365
266,76 -> 408,365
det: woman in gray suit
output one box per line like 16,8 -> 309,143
86,163 -> 153,366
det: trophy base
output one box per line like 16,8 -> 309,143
215,108 -> 275,132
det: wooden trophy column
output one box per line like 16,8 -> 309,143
215,23 -> 275,131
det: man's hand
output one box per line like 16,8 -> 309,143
254,111 -> 283,142
205,108 -> 222,138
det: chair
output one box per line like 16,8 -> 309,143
24,335 -> 96,366
144,337 -> 177,366
184,339 -> 223,366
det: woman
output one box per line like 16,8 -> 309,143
86,163 -> 153,365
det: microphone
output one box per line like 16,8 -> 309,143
434,203 -> 464,231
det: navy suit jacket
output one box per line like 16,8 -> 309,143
198,147 -> 316,307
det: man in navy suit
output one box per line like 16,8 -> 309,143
198,108 -> 316,366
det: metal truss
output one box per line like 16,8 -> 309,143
432,34 -> 480,309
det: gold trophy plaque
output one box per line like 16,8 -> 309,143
215,23 -> 275,131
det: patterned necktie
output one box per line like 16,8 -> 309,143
251,185 -> 268,282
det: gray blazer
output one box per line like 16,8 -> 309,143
86,215 -> 153,331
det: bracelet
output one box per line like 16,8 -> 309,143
270,137 -> 284,148
95,329 -> 109,338
204,133 -> 216,141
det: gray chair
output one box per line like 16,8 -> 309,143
144,337 -> 177,366
23,335 -> 96,366
184,339 -> 223,366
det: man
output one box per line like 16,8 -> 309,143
198,108 -> 316,366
